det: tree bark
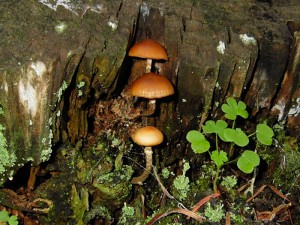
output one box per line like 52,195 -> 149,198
0,0 -> 300,223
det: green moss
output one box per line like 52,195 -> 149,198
84,205 -> 112,224
92,165 -> 133,206
0,124 -> 16,185
70,184 -> 89,225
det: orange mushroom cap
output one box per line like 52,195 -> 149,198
130,72 -> 174,99
128,39 -> 168,60
131,126 -> 164,147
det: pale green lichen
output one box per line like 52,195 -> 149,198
204,202 -> 225,223
55,21 -> 67,33
173,160 -> 190,201
77,81 -> 85,97
120,203 -> 135,218
220,175 -> 237,189
56,80 -> 68,102
40,129 -> 53,162
230,212 -> 244,224
0,123 -> 16,184
161,167 -> 170,179
239,34 -> 257,45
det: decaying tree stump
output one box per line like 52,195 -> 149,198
0,0 -> 299,223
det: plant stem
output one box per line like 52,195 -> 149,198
223,158 -> 238,165
248,132 -> 256,138
213,166 -> 220,193
228,142 -> 235,159
228,120 -> 236,158
216,134 -> 219,152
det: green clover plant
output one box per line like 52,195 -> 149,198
0,210 -> 18,225
187,97 -> 274,192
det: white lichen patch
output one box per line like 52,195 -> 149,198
107,20 -> 118,31
56,80 -> 68,102
239,34 -> 257,46
40,129 -> 53,162
18,81 -> 38,117
217,41 -> 226,54
107,16 -> 118,31
30,61 -> 47,77
38,0 -> 103,16
158,2 -> 164,16
272,99 -> 286,121
38,0 -> 78,13
55,21 -> 68,33
288,98 -> 300,116
140,2 -> 150,20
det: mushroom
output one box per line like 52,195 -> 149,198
128,39 -> 168,73
130,72 -> 174,116
131,126 -> 164,185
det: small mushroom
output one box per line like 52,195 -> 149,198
131,126 -> 164,185
130,72 -> 174,116
128,39 -> 168,73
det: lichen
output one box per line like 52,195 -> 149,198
118,203 -> 135,224
92,165 -> 133,206
217,41 -> 226,54
0,124 -> 16,185
239,34 -> 257,46
204,202 -> 225,223
56,80 -> 68,103
40,129 -> 53,162
55,21 -> 68,33
172,160 -> 190,201
70,184 -> 89,225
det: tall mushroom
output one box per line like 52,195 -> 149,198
128,39 -> 168,73
131,126 -> 164,185
130,72 -> 174,116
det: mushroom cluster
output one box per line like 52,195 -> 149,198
127,39 -> 174,184
129,39 -> 174,116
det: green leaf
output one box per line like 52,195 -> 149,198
186,130 -> 210,153
0,211 -> 9,222
256,124 -> 274,146
203,120 -> 228,141
224,128 -> 249,147
221,97 -> 249,120
211,150 -> 228,168
8,215 -> 18,225
237,150 -> 260,174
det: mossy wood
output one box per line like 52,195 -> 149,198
0,0 -> 299,224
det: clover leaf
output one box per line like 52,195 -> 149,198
186,130 -> 210,153
8,215 -> 18,225
0,211 -> 18,225
237,150 -> 260,174
211,150 -> 228,168
221,97 -> 249,120
0,211 -> 9,222
256,124 -> 274,146
202,120 -> 228,141
224,128 -> 249,147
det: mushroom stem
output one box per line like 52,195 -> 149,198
145,59 -> 152,73
140,99 -> 156,116
131,147 -> 153,185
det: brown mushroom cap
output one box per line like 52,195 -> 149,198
128,39 -> 168,60
130,72 -> 174,99
131,126 -> 164,147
